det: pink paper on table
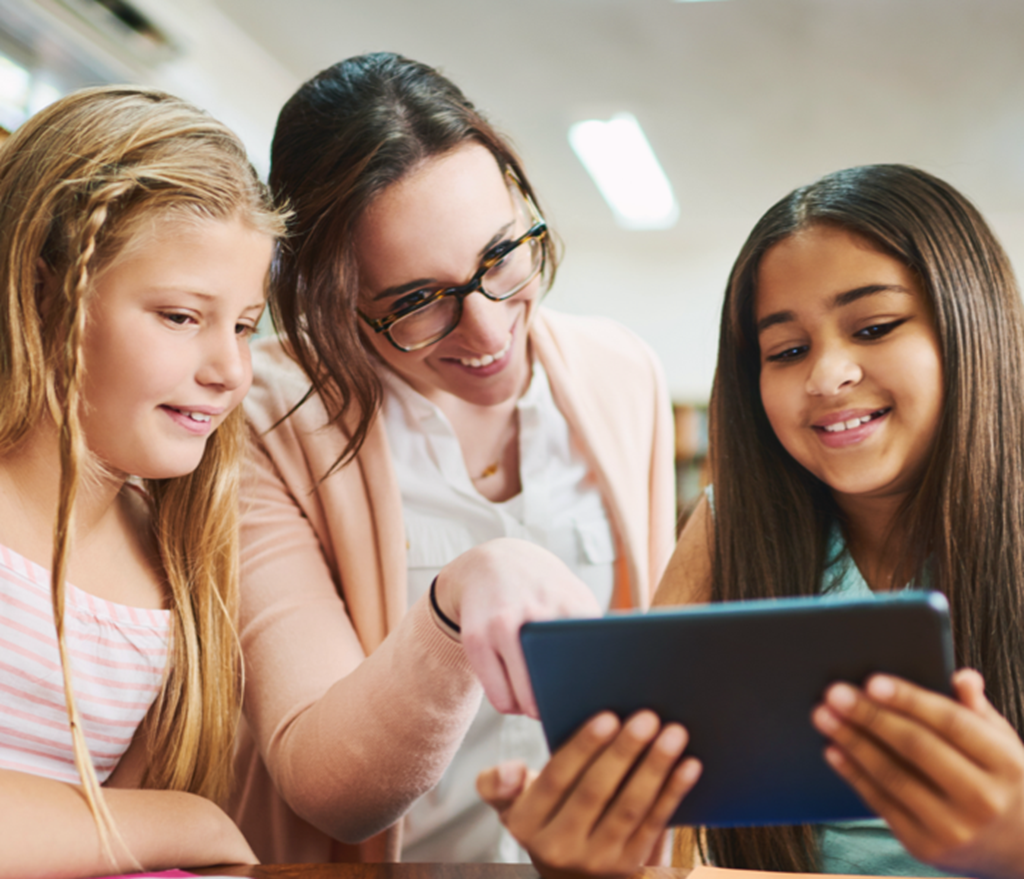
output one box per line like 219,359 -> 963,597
689,866 -> 972,879
91,871 -> 198,879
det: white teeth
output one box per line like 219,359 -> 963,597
459,334 -> 513,368
823,414 -> 874,433
175,409 -> 211,423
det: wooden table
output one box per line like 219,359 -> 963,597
198,865 -> 690,879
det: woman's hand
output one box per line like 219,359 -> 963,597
435,538 -> 603,717
477,710 -> 702,879
813,669 -> 1024,879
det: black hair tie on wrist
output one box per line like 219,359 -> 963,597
430,575 -> 461,634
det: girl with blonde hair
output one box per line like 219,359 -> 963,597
0,85 -> 283,877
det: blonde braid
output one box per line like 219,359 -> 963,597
0,84 -> 286,864
50,181 -> 141,870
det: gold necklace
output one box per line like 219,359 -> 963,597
471,409 -> 518,481
475,461 -> 500,480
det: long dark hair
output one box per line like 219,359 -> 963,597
705,164 -> 1024,870
269,52 -> 558,473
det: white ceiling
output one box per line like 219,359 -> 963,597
167,0 -> 1024,398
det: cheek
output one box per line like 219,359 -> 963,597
355,322 -> 392,363
759,370 -> 791,438
517,278 -> 543,314
874,326 -> 941,393
235,351 -> 255,402
759,368 -> 813,467
359,325 -> 430,377
896,337 -> 945,430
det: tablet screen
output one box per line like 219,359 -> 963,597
520,591 -> 954,827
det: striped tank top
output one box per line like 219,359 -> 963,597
0,542 -> 172,783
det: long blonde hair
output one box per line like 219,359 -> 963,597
0,86 -> 284,855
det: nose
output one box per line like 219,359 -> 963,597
805,344 -> 862,396
196,327 -> 249,393
454,290 -> 513,352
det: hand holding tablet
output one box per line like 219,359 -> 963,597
477,710 -> 701,877
520,591 -> 954,828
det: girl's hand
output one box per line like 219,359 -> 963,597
435,538 -> 603,717
813,669 -> 1024,879
476,710 -> 702,879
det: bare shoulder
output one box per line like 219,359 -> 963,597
653,495 -> 712,607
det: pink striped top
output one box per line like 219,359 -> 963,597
0,542 -> 172,783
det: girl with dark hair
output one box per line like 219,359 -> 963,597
230,52 -> 679,865
484,164 -> 1024,878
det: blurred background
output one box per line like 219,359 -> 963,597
1,0 -> 1022,509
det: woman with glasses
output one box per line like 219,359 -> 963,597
230,52 -> 678,866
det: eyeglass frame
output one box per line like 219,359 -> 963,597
357,173 -> 548,352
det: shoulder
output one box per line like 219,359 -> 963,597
245,336 -> 329,435
531,308 -> 665,394
533,307 -> 660,370
653,495 -> 713,607
243,336 -> 388,494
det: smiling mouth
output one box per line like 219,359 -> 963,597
165,406 -> 212,423
818,408 -> 890,433
458,333 -> 513,368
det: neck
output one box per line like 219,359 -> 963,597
0,419 -> 126,551
833,490 -> 910,591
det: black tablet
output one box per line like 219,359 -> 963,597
520,591 -> 954,828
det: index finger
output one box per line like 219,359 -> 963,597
462,629 -> 518,715
494,619 -> 539,718
861,674 -> 1016,773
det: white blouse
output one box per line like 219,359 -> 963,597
380,360 -> 617,863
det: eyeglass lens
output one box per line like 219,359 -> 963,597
388,235 -> 543,350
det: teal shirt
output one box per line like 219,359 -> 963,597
816,527 -> 955,876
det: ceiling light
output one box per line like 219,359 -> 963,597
569,113 -> 679,230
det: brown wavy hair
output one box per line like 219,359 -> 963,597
0,85 -> 284,860
268,52 -> 559,474
701,164 -> 1024,870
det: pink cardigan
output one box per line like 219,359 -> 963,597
228,308 -> 677,863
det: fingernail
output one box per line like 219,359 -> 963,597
813,705 -> 839,733
658,724 -> 686,754
824,746 -> 845,768
627,711 -> 659,739
680,758 -> 702,784
498,762 -> 518,786
867,675 -> 896,701
591,713 -> 618,737
827,683 -> 857,712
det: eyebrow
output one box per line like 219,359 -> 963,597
372,220 -> 516,302
148,288 -> 265,313
755,284 -> 913,335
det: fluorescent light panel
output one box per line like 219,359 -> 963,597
569,113 -> 679,230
